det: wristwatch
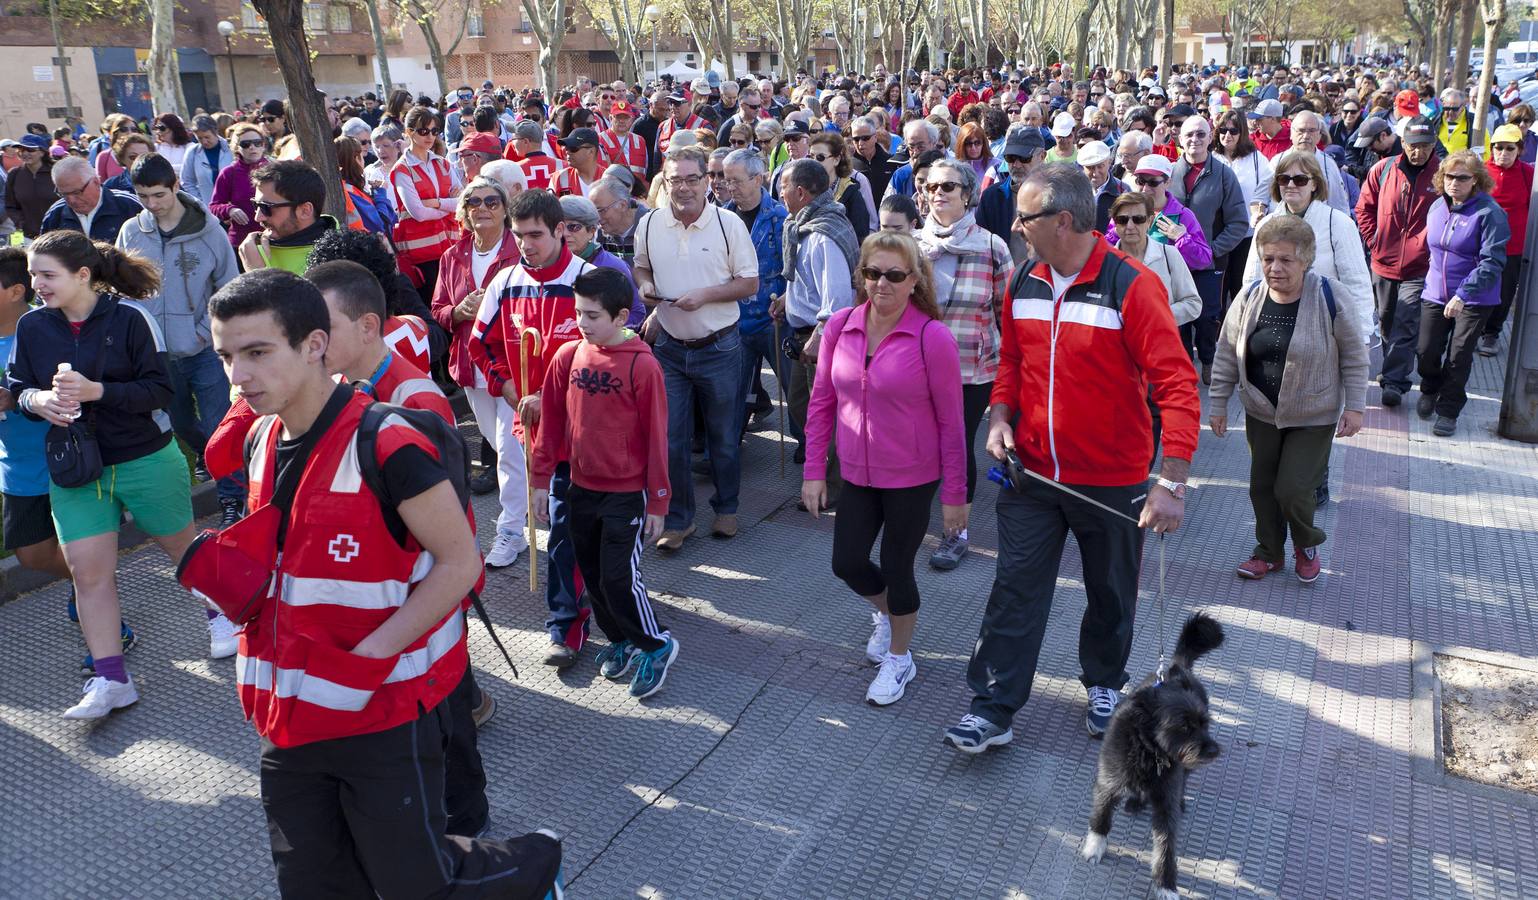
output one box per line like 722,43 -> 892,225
1155,477 -> 1187,500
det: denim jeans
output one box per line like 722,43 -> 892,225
168,347 -> 242,502
738,325 -> 800,443
653,326 -> 744,531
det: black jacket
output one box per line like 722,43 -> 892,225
40,188 -> 143,243
6,295 -> 174,467
852,145 -> 893,200
977,180 -> 1014,247
1093,177 -> 1127,233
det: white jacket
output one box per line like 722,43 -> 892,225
1136,238 -> 1203,326
1215,150 -> 1273,236
1242,200 -> 1374,339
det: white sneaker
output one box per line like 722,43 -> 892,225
485,531 -> 529,568
208,613 -> 239,659
63,676 -> 139,719
866,653 -> 916,706
865,612 -> 891,665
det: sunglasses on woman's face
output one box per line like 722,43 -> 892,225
860,266 -> 912,284
1513,118 -> 1534,127
810,152 -> 833,162
463,195 -> 503,209
237,139 -> 265,149
925,180 -> 962,194
1135,176 -> 1166,187
730,139 -> 747,147
1113,214 -> 1148,226
1444,172 -> 1474,182
1276,174 -> 1313,187
414,128 -> 441,136
1216,127 -> 1239,136
259,116 -> 280,124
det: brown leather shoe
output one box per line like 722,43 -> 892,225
471,689 -> 497,728
655,525 -> 696,552
712,514 -> 739,538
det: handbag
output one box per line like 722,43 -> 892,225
45,319 -> 110,489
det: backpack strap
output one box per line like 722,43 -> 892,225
1320,277 -> 1338,321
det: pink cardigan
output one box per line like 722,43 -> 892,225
804,302 -> 968,505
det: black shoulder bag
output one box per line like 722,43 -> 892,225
45,321 -> 111,489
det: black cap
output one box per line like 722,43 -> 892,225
558,127 -> 601,151
784,118 -> 811,136
1402,115 -> 1437,145
1168,103 -> 1197,117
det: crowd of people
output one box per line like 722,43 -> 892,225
0,50 -> 1531,896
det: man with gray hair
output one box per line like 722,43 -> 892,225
883,119 -> 942,200
849,114 -> 893,199
720,147 -> 790,435
1114,130 -> 1153,187
40,155 -> 142,241
944,163 -> 1199,754
1280,110 -> 1349,215
589,175 -> 645,267
1432,88 -> 1473,153
776,157 -> 857,496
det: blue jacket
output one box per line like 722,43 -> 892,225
1424,192 -> 1511,307
179,139 -> 233,204
40,188 -> 143,243
724,188 -> 788,336
977,179 -> 1014,247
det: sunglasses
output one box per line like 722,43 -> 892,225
1014,208 -> 1058,225
925,180 -> 962,194
860,266 -> 912,284
1444,172 -> 1475,182
253,200 -> 298,215
1112,214 -> 1148,226
153,124 -> 168,132
1342,107 -> 1361,113
414,128 -> 442,136
237,138 -> 265,149
810,152 -> 833,162
1513,119 -> 1534,126
1135,176 -> 1166,187
1276,174 -> 1313,187
1216,127 -> 1240,135
730,139 -> 747,147
463,195 -> 503,209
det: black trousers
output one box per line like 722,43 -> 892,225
566,485 -> 668,653
961,382 -> 993,504
1483,253 -> 1524,337
1418,300 -> 1495,419
967,475 -> 1144,727
443,661 -> 488,838
830,480 -> 938,616
260,700 -> 561,899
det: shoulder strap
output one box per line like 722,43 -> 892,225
270,384 -> 353,549
1320,277 -> 1338,320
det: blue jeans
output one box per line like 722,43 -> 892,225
738,325 -> 800,443
167,347 -> 242,502
653,326 -> 744,531
543,463 -> 583,643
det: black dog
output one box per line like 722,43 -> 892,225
1080,613 -> 1224,900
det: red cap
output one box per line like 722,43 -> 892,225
610,100 -> 635,118
460,132 -> 502,156
1395,89 -> 1421,117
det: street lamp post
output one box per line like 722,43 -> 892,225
217,20 -> 240,111
645,5 -> 660,84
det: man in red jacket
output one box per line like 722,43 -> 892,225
1356,116 -> 1440,406
1247,98 -> 1292,159
944,164 -> 1199,755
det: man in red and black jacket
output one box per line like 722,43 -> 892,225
943,164 -> 1200,755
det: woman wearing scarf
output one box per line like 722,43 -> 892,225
915,158 -> 1012,572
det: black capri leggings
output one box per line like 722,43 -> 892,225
830,481 -> 938,616
962,381 -> 994,504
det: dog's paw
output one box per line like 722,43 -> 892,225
1080,831 -> 1107,864
1154,889 -> 1179,900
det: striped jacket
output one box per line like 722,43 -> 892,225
469,244 -> 594,400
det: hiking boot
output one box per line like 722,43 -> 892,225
629,637 -> 679,699
1416,392 -> 1436,419
944,713 -> 1013,754
219,497 -> 244,529
866,653 -> 916,706
1086,686 -> 1122,738
865,612 -> 891,665
1381,385 -> 1403,407
1235,556 -> 1283,580
928,532 -> 969,570
62,675 -> 139,720
543,640 -> 577,669
596,641 -> 638,681
1433,415 -> 1457,437
655,525 -> 695,553
1295,545 -> 1322,583
1476,334 -> 1500,357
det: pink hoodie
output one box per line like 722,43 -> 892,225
804,301 -> 968,505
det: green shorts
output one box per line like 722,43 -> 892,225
50,441 -> 194,544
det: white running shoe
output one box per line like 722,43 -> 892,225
485,531 -> 529,568
865,612 -> 891,666
63,676 -> 139,719
866,653 -> 916,706
208,613 -> 239,659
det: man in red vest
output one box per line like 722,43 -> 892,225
598,100 -> 648,186
206,268 -> 562,897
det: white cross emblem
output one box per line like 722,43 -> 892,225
328,534 -> 361,563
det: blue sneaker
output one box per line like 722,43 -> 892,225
944,713 -> 1014,754
66,587 -> 78,623
596,640 -> 637,681
1085,686 -> 1122,738
82,621 -> 137,671
628,637 -> 679,699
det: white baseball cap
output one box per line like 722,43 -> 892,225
1051,111 -> 1077,137
1133,154 -> 1173,179
1077,140 -> 1112,166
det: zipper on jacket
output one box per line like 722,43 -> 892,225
1048,287 -> 1063,481
1440,204 -> 1458,301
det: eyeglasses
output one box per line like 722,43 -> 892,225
561,221 -> 591,231
1342,107 -> 1361,114
1014,208 -> 1058,225
1112,214 -> 1149,226
253,200 -> 298,215
259,116 -> 280,124
665,174 -> 705,188
463,195 -> 503,209
1135,176 -> 1166,187
1444,172 -> 1475,182
153,124 -> 168,132
237,138 -> 265,149
1513,118 -> 1534,127
56,179 -> 96,198
785,134 -> 808,142
810,152 -> 833,162
1276,174 -> 1313,187
965,139 -> 983,147
730,139 -> 748,147
1493,143 -> 1519,152
414,128 -> 441,136
925,180 -> 962,194
860,266 -> 912,284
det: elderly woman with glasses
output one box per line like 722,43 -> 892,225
1210,216 -> 1367,584
1416,151 -> 1511,437
208,122 -> 269,250
558,195 -> 645,327
914,156 -> 1013,571
1478,124 -> 1534,357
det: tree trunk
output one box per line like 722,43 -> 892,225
364,0 -> 394,91
1453,0 -> 1477,89
146,0 -> 186,118
521,0 -> 569,93
1073,0 -> 1102,79
1160,0 -> 1173,74
1472,0 -> 1506,148
249,0 -> 346,222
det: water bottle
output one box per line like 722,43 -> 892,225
56,362 -> 81,421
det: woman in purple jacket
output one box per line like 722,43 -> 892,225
1417,150 -> 1511,437
207,122 -> 270,252
801,231 -> 967,707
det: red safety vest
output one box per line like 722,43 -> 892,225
236,392 -> 472,748
599,130 -> 647,183
551,166 -> 596,197
389,155 -> 455,265
382,315 -> 432,373
657,115 -> 703,156
518,152 -> 561,192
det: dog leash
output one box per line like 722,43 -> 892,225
989,456 -> 1173,684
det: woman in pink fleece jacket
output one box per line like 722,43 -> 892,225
802,231 -> 968,707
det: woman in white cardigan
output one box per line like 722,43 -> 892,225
1108,192 -> 1202,326
1242,149 -> 1373,342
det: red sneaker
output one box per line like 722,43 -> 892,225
1236,556 -> 1283,579
1295,545 -> 1322,583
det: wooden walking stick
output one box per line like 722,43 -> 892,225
518,325 -> 544,595
771,296 -> 786,478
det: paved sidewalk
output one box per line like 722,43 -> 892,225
3,338 -> 1537,899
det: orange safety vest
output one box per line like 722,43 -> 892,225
389,155 -> 455,266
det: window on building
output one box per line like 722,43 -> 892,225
328,4 -> 352,32
241,0 -> 261,29
467,2 -> 485,37
304,2 -> 327,32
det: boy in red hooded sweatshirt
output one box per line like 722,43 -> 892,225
531,266 -> 677,700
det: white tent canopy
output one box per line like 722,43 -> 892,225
656,58 -> 729,81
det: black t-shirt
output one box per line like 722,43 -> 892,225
1245,293 -> 1299,408
734,201 -> 759,233
274,430 -> 448,545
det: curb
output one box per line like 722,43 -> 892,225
0,479 -> 222,606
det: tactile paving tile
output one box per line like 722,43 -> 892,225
4,344 -> 1538,897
